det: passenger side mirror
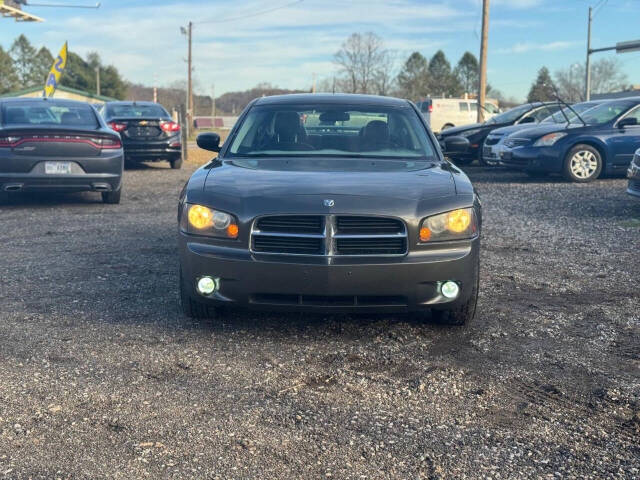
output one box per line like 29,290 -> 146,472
196,132 -> 221,152
618,117 -> 638,128
519,116 -> 536,124
441,136 -> 469,155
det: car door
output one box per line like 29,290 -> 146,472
610,106 -> 640,168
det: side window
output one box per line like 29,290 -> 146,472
530,107 -> 552,122
470,103 -> 478,112
624,106 -> 640,123
459,102 -> 469,112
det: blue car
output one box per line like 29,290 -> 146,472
500,98 -> 640,182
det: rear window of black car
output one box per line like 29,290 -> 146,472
1,103 -> 98,127
106,104 -> 168,118
227,104 -> 436,160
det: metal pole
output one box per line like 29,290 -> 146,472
585,6 -> 592,101
186,21 -> 193,140
477,0 -> 490,123
95,67 -> 100,96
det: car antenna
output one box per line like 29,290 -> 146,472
545,83 -> 586,127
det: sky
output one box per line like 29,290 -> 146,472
1,0 -> 640,101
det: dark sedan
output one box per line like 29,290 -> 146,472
627,148 -> 640,198
437,102 -> 562,165
100,101 -> 182,169
0,97 -> 123,204
178,94 -> 481,325
500,98 -> 640,182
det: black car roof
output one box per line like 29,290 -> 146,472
254,93 -> 410,107
0,97 -> 93,107
104,101 -> 162,106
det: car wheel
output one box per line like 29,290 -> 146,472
170,157 -> 183,169
563,144 -> 602,183
452,156 -> 475,166
180,270 -> 219,319
431,257 -> 479,326
102,187 -> 121,204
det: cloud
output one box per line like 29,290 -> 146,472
495,41 -> 579,54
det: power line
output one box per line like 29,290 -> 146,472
195,0 -> 303,26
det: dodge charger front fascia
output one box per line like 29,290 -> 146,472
178,94 -> 481,323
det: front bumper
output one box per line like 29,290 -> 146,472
482,144 -> 503,166
179,234 -> 480,313
627,158 -> 640,198
500,146 -> 562,172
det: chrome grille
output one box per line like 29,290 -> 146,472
251,215 -> 407,256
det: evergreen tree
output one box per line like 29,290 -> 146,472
527,67 -> 556,102
428,50 -> 463,97
0,46 -> 20,94
32,47 -> 54,86
454,52 -> 479,94
396,52 -> 430,101
9,34 -> 38,87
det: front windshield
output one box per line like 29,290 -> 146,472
487,103 -> 533,124
227,104 -> 436,159
542,103 -> 598,123
577,100 -> 635,125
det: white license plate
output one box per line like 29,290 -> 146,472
45,162 -> 71,174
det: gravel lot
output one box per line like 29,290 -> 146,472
0,162 -> 638,479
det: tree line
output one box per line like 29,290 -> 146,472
0,34 -> 127,99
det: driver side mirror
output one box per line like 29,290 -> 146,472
196,132 -> 221,152
618,117 -> 638,128
441,136 -> 469,155
519,116 -> 536,124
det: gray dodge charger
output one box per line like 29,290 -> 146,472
178,94 -> 481,325
0,97 -> 123,204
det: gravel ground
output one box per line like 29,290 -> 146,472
0,162 -> 638,479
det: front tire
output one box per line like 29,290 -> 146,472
102,187 -> 121,204
170,156 -> 183,169
563,144 -> 602,183
180,270 -> 219,319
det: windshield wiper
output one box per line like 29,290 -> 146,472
544,82 -> 587,126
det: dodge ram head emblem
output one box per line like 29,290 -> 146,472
323,199 -> 335,207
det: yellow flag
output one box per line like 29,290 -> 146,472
43,42 -> 68,98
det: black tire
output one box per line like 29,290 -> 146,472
180,270 -> 219,319
102,187 -> 121,204
431,257 -> 480,326
453,156 -> 475,166
170,156 -> 183,170
563,144 -> 602,183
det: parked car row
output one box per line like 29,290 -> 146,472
438,97 -> 640,186
0,97 -> 184,205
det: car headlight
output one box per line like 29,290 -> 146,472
419,208 -> 477,242
180,203 -> 239,238
533,132 -> 567,147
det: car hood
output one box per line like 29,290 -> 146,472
190,158 -> 462,218
439,123 -> 486,136
506,123 -> 577,141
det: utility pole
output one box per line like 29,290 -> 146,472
187,21 -> 193,137
211,84 -> 216,118
477,0 -> 490,123
95,67 -> 100,96
312,73 -> 317,93
585,6 -> 592,100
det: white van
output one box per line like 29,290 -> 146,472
415,98 -> 500,133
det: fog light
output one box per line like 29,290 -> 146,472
196,276 -> 218,295
441,281 -> 460,299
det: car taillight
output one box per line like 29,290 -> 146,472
160,121 -> 180,133
428,104 -> 433,113
108,122 -> 127,132
0,136 -> 21,147
100,136 -> 122,149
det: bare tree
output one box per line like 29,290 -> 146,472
334,32 -> 393,95
555,58 -> 629,102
